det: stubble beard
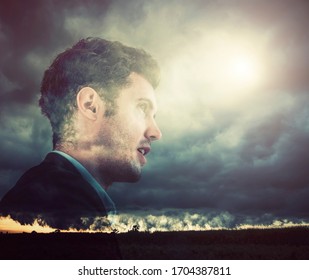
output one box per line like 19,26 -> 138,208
96,116 -> 142,184
98,153 -> 142,186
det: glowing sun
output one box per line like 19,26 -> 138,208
228,54 -> 261,87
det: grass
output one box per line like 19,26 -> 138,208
0,227 -> 308,259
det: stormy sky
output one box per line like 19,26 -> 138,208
0,0 -> 309,231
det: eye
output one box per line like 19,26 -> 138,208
138,103 -> 148,114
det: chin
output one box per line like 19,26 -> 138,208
124,166 -> 142,183
111,161 -> 142,183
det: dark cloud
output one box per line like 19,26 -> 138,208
0,0 -> 308,231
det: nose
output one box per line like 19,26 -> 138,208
145,118 -> 162,141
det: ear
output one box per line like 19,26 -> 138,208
76,87 -> 102,121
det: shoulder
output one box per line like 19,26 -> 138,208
0,153 -> 107,229
2,153 -> 91,203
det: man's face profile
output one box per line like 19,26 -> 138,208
82,72 -> 162,185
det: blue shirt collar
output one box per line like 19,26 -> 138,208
51,150 -> 116,216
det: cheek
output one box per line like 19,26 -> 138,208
103,111 -> 146,150
117,124 -> 145,155
122,111 -> 145,136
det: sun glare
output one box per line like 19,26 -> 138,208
229,55 -> 260,87
181,33 -> 266,101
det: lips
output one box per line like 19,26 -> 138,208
137,145 -> 151,166
137,146 -> 151,156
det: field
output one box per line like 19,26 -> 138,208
0,227 -> 308,259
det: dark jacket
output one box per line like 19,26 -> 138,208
0,152 -> 108,230
0,152 -> 122,259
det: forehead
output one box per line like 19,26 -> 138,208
118,72 -> 158,110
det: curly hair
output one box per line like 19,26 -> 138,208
39,37 -> 160,147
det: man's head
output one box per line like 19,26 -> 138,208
39,37 -> 162,187
40,37 -> 160,147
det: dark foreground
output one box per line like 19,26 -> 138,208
0,227 -> 308,259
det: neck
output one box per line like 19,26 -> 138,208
54,143 -> 112,190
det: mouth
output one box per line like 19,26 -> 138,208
137,146 -> 151,156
